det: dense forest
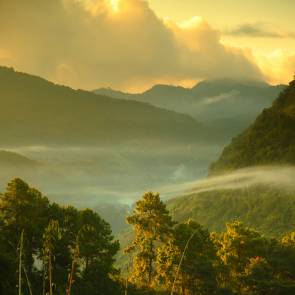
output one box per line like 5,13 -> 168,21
1,179 -> 294,294
168,185 -> 295,237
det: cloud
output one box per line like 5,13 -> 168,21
0,0 -> 263,91
255,49 -> 295,84
226,23 -> 295,39
159,166 -> 295,199
201,90 -> 239,105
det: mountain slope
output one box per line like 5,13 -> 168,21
166,79 -> 295,237
0,66 -> 208,146
167,186 -> 295,237
210,79 -> 295,174
95,79 -> 284,142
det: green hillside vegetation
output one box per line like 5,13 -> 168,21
123,193 -> 295,294
167,185 -> 295,237
0,66 -> 207,146
210,79 -> 295,174
2,185 -> 294,294
164,78 -> 295,282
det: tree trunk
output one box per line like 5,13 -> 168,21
148,239 -> 154,286
48,255 -> 53,295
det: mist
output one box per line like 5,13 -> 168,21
159,166 -> 295,199
0,142 -> 221,206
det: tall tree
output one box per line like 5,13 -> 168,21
157,220 -> 219,295
0,178 -> 50,275
73,209 -> 120,295
126,192 -> 174,288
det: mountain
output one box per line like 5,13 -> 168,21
210,79 -> 295,174
166,79 -> 295,237
0,66 -> 225,205
0,150 -> 36,167
94,79 -> 285,141
0,66 -> 208,146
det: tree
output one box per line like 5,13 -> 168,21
0,219 -> 15,295
0,178 -> 50,278
218,221 -> 269,292
47,204 -> 81,293
157,220 -> 219,294
42,220 -> 62,295
241,256 -> 274,294
0,178 -> 121,294
73,209 -> 120,294
126,192 -> 174,288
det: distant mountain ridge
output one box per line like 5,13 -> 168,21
94,79 -> 285,142
0,66 -> 210,146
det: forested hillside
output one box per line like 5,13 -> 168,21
210,79 -> 295,174
166,79 -> 295,249
167,185 -> 295,237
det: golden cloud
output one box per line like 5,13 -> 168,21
0,0 -> 264,91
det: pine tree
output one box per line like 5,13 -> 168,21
126,192 -> 174,288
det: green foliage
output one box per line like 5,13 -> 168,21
218,222 -> 295,295
126,192 -> 174,288
126,194 -> 295,295
157,220 -> 219,294
167,186 -> 295,237
210,80 -> 295,174
0,178 -> 120,294
0,178 -> 50,274
1,179 -> 294,294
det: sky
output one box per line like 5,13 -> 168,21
0,0 -> 294,92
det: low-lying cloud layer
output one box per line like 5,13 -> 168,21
0,0 -> 263,91
160,166 -> 295,198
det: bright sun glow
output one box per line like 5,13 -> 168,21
109,0 -> 120,12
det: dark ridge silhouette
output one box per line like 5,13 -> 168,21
0,66 -> 210,146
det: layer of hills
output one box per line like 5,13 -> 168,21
95,79 -> 284,141
1,65 -> 294,237
0,66 -> 223,210
167,79 -> 295,237
0,66 -> 208,146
